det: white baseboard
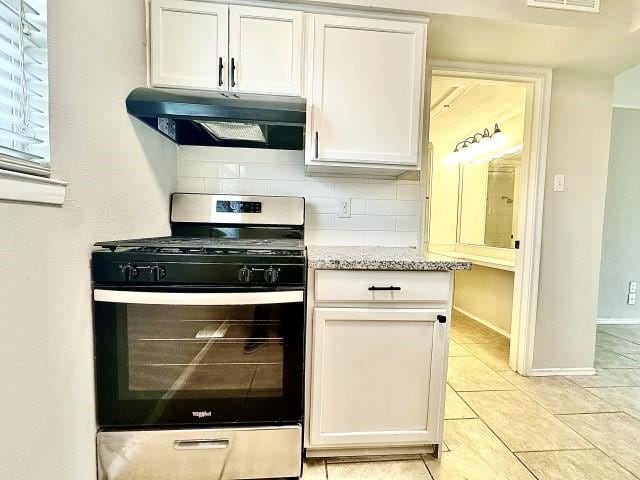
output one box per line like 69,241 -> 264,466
527,367 -> 596,377
597,318 -> 640,325
453,306 -> 510,338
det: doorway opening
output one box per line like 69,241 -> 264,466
424,62 -> 552,376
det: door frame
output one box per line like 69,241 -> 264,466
427,60 -> 552,376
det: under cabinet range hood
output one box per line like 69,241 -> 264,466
126,87 -> 307,150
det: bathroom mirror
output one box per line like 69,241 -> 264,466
458,156 -> 519,249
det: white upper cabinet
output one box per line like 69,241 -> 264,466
308,15 -> 426,167
229,6 -> 303,95
150,0 -> 228,90
149,1 -> 303,95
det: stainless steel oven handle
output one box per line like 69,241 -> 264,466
173,439 -> 230,450
93,289 -> 304,305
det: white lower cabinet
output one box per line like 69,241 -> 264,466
309,306 -> 448,449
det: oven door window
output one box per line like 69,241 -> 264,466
94,290 -> 304,427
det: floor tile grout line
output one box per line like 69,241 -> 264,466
514,447 -> 598,454
596,342 -> 640,364
419,454 -> 435,480
473,415 -> 544,480
596,327 -> 640,346
489,368 -> 622,418
461,385 -> 601,452
551,412 -> 640,480
446,383 -> 480,420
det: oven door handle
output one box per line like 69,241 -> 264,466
173,439 -> 230,450
93,289 -> 304,305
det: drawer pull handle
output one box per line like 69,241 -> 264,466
174,439 -> 229,450
368,286 -> 401,291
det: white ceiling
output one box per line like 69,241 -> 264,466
294,0 -> 640,75
429,77 -> 527,144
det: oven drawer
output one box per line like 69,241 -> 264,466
315,270 -> 450,303
97,425 -> 302,480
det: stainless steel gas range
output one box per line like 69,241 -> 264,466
92,194 -> 306,480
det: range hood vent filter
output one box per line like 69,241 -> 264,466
198,121 -> 266,143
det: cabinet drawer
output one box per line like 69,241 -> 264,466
315,270 -> 450,303
98,426 -> 301,480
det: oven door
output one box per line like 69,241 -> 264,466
93,288 -> 304,428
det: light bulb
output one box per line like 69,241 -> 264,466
492,124 -> 507,147
468,141 -> 481,159
445,150 -> 460,165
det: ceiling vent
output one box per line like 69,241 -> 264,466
527,0 -> 600,13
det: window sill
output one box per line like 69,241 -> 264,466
0,169 -> 67,205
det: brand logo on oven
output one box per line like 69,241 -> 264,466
192,410 -> 213,419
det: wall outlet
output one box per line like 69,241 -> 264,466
338,198 -> 351,218
630,281 -> 637,294
629,293 -> 637,305
553,174 -> 565,192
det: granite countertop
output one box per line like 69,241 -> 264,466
307,246 -> 472,271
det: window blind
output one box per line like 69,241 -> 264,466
0,0 -> 49,177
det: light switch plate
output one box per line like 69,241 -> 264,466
629,293 -> 637,305
553,174 -> 565,192
630,281 -> 637,294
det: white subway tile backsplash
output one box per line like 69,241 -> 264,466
306,230 -> 366,246
364,231 -> 417,246
239,163 -> 305,180
397,183 -> 420,200
351,198 -> 366,215
204,178 -> 272,195
306,214 -> 336,230
179,146 -> 303,164
333,182 -> 396,199
269,181 -> 333,198
179,161 -> 239,178
365,199 -> 419,215
306,197 -> 338,214
176,177 -> 205,193
334,215 -> 396,231
178,147 -> 421,247
396,215 -> 419,232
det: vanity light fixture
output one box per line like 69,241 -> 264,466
446,124 -> 506,165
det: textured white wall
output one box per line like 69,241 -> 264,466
613,64 -> 640,108
598,108 -> 640,320
177,146 -> 422,246
0,1 -> 176,479
533,69 -> 613,370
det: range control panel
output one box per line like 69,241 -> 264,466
216,200 -> 262,214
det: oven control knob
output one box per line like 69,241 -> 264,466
152,265 -> 167,281
264,267 -> 279,283
119,264 -> 138,281
238,267 -> 251,282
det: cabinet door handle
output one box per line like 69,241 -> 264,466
368,286 -> 401,291
315,131 -> 319,158
437,315 -> 447,324
218,57 -> 224,87
231,57 -> 236,87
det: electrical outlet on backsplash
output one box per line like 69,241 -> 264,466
176,146 -> 422,247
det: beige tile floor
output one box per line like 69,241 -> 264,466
302,313 -> 640,479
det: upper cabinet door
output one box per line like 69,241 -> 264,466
310,15 -> 426,166
150,0 -> 228,90
229,6 -> 303,96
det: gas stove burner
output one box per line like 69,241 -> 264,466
97,236 -> 305,254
